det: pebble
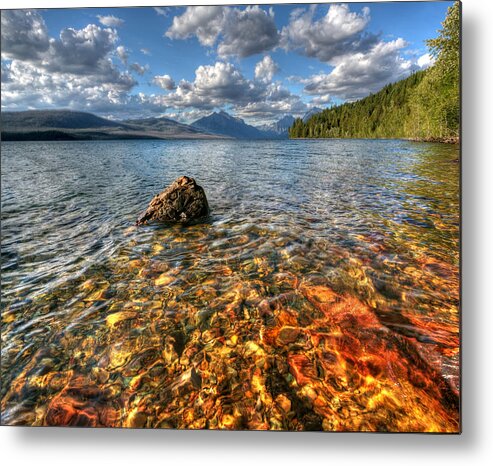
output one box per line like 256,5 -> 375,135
126,409 -> 147,428
277,326 -> 301,345
226,335 -> 238,347
106,311 -> 137,328
219,414 -> 236,429
155,274 -> 173,286
275,394 -> 291,413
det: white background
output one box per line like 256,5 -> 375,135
1,0 -> 491,464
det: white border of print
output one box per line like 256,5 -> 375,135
1,1 -> 492,466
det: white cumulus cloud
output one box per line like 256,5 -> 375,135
129,62 -> 148,76
1,10 -> 50,60
254,55 -> 279,83
217,6 -> 280,58
116,45 -> 128,64
157,61 -> 306,119
154,7 -> 169,17
166,6 -> 279,58
153,74 -> 176,90
1,10 -> 139,113
301,38 -> 414,101
417,53 -> 434,69
166,6 -> 225,47
97,15 -> 125,28
281,4 -> 377,63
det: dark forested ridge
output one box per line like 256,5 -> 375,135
290,1 -> 460,143
289,71 -> 427,140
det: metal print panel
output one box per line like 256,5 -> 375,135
0,1 -> 461,432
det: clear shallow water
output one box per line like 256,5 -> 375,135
1,139 -> 459,431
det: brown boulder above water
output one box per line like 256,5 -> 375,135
136,176 -> 209,226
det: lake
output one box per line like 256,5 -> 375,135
1,139 -> 460,431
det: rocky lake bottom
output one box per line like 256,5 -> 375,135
1,139 -> 460,431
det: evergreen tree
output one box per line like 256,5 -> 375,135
290,2 -> 460,143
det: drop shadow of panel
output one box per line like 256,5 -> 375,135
459,7 -> 480,448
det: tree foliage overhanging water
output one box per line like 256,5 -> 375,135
289,2 -> 460,142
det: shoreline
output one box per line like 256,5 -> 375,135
0,131 -> 230,142
289,136 -> 460,145
403,136 -> 460,145
2,133 -> 460,144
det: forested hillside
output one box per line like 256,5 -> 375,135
290,1 -> 460,143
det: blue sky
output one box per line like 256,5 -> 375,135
1,2 -> 452,124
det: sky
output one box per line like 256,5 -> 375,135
0,2 -> 452,125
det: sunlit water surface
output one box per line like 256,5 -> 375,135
1,139 -> 460,431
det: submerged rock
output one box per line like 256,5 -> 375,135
136,176 -> 209,226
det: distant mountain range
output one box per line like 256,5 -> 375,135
1,110 -> 223,141
123,115 -> 218,139
302,107 -> 323,123
256,110 -> 323,136
1,108 -> 326,141
3,110 -> 124,131
258,115 -> 296,136
191,111 -> 281,140
191,110 -> 324,139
